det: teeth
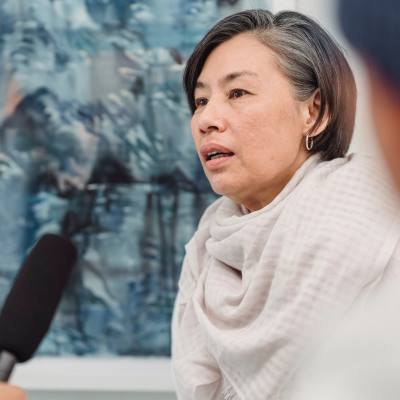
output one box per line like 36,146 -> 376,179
211,154 -> 229,160
206,150 -> 234,161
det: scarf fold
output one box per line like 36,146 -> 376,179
172,154 -> 400,400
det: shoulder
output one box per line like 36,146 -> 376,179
305,153 -> 397,206
329,153 -> 388,184
324,153 -> 387,183
290,153 -> 400,241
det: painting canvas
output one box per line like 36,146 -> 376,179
0,0 -> 268,357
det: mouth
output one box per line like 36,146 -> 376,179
200,143 -> 235,171
200,143 -> 235,160
205,151 -> 235,161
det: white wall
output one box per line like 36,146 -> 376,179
26,391 -> 177,400
12,357 -> 177,400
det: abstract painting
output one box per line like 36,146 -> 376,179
0,0 -> 268,357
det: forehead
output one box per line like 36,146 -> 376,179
197,34 -> 277,85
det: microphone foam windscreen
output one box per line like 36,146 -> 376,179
0,234 -> 78,362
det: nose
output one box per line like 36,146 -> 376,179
197,99 -> 227,135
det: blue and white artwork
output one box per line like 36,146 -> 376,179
0,0 -> 268,357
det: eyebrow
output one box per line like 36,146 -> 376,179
195,69 -> 258,89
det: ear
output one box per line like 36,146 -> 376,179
301,88 -> 329,138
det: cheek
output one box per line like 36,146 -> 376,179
234,100 -> 301,160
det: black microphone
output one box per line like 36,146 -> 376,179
0,233 -> 78,381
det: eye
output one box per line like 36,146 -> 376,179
229,89 -> 249,99
195,98 -> 208,108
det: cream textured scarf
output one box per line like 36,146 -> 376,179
172,153 -> 400,400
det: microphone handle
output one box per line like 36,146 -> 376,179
0,350 -> 17,382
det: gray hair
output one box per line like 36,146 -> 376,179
183,10 -> 357,161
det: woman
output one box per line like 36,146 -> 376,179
172,9 -> 400,400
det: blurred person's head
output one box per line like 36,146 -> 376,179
183,10 -> 356,211
340,0 -> 400,192
0,383 -> 26,400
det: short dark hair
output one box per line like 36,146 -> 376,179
183,10 -> 357,161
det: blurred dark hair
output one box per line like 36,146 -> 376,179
340,0 -> 400,90
183,9 -> 357,161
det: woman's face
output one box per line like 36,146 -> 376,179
191,34 -> 316,211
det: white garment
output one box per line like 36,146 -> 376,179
172,153 -> 400,400
290,238 -> 400,400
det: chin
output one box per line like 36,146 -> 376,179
209,178 -> 240,199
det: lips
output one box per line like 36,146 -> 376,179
200,143 -> 235,161
199,143 -> 235,171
